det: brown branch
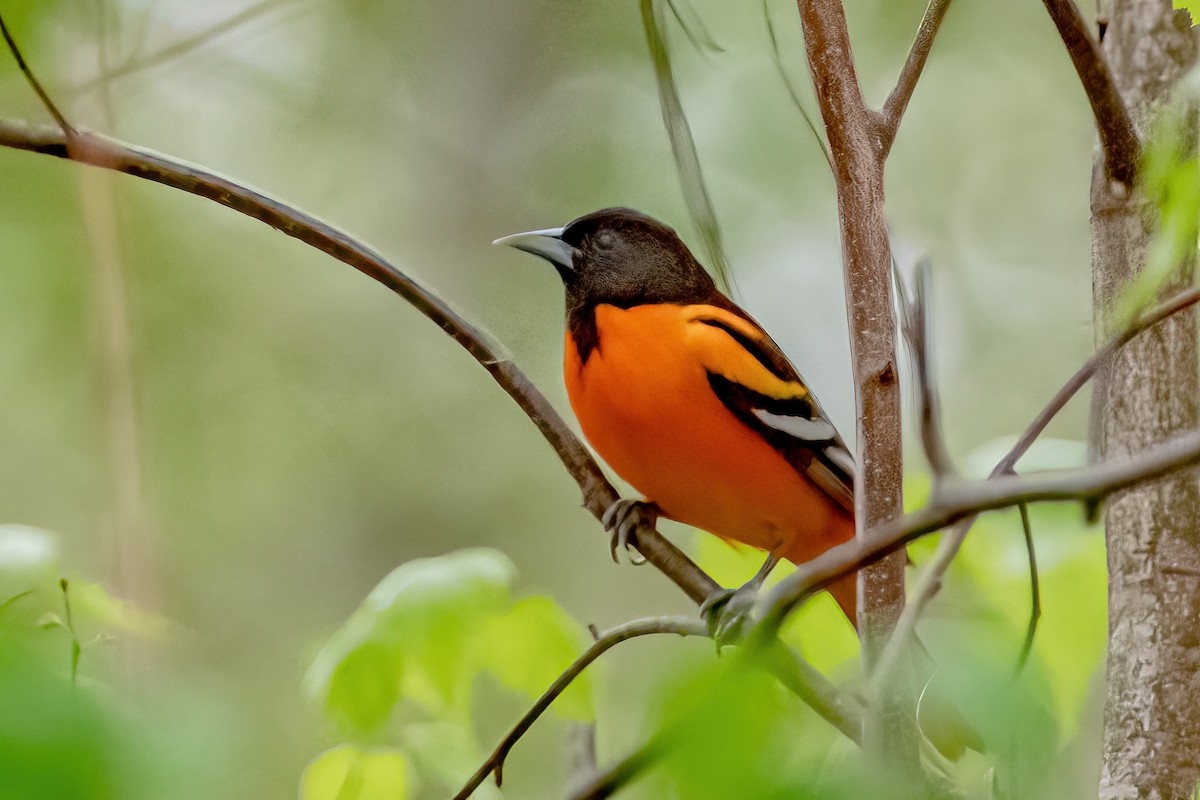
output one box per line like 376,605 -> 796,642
0,13 -> 74,134
1015,500 -> 1040,670
0,118 -> 864,744
1041,0 -> 1139,185
797,0 -> 913,776
880,0 -> 954,155
758,424 -> 1200,638
864,285 -> 1200,703
0,120 -> 711,597
896,260 -> 956,478
455,616 -> 706,800
570,733 -> 667,800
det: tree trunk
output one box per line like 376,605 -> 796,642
1093,3 -> 1200,798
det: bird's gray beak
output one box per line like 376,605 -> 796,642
492,227 -> 575,271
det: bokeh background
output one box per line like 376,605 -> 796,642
0,1 -> 1105,797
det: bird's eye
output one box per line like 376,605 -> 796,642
594,231 -> 617,250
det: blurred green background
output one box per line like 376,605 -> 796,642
0,1 -> 1105,798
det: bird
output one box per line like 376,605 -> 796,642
494,207 -> 858,628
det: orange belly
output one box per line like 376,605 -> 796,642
564,304 -> 854,569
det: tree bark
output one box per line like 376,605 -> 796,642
1093,3 -> 1200,798
796,0 -> 914,786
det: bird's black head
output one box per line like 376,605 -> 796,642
495,207 -> 718,314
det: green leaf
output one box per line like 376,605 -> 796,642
0,646 -> 123,800
69,580 -> 170,639
306,548 -> 517,730
1116,104 -> 1200,322
300,744 -> 412,800
479,595 -> 594,721
324,641 -> 403,734
654,659 -> 842,800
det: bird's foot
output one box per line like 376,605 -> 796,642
700,583 -> 760,648
601,499 -> 658,565
700,553 -> 780,648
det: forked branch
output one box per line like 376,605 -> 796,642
757,421 -> 1200,639
1041,0 -> 1139,185
865,285 -> 1200,710
880,0 -> 954,155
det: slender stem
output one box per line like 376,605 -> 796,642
880,0 -> 955,155
70,0 -> 294,95
570,733 -> 669,800
0,117 -> 861,743
454,617 -> 706,800
1040,0 -> 1139,185
759,424 -> 1200,638
0,117 -> 710,598
1015,501 -> 1040,670
897,261 -> 955,478
0,12 -> 75,134
864,285 -> 1200,706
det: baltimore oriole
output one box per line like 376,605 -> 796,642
496,207 -> 858,626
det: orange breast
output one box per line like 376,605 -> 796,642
564,304 -> 853,566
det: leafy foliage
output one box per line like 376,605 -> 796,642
0,526 -> 171,799
304,548 -> 594,796
301,744 -> 413,800
1117,98 -> 1200,320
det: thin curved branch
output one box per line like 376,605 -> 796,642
570,732 -> 667,800
0,13 -> 74,133
70,0 -> 297,95
758,423 -> 1200,641
1015,500 -> 1040,670
862,285 -> 1200,704
454,616 -> 706,800
0,117 -> 864,742
0,117 -> 713,596
880,0 -> 954,156
896,260 -> 956,478
1041,0 -> 1139,185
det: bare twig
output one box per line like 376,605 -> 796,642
1040,0 -> 1139,185
897,260 -> 956,478
0,118 -> 862,743
455,616 -> 706,800
641,0 -> 734,294
570,733 -> 668,800
0,118 -> 714,599
566,723 -> 597,796
880,0 -> 954,155
758,424 -> 1200,640
1015,500 -> 1040,670
761,639 -> 862,742
71,0 -> 298,94
0,12 -> 75,133
864,285 -> 1200,707
59,578 -> 80,687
